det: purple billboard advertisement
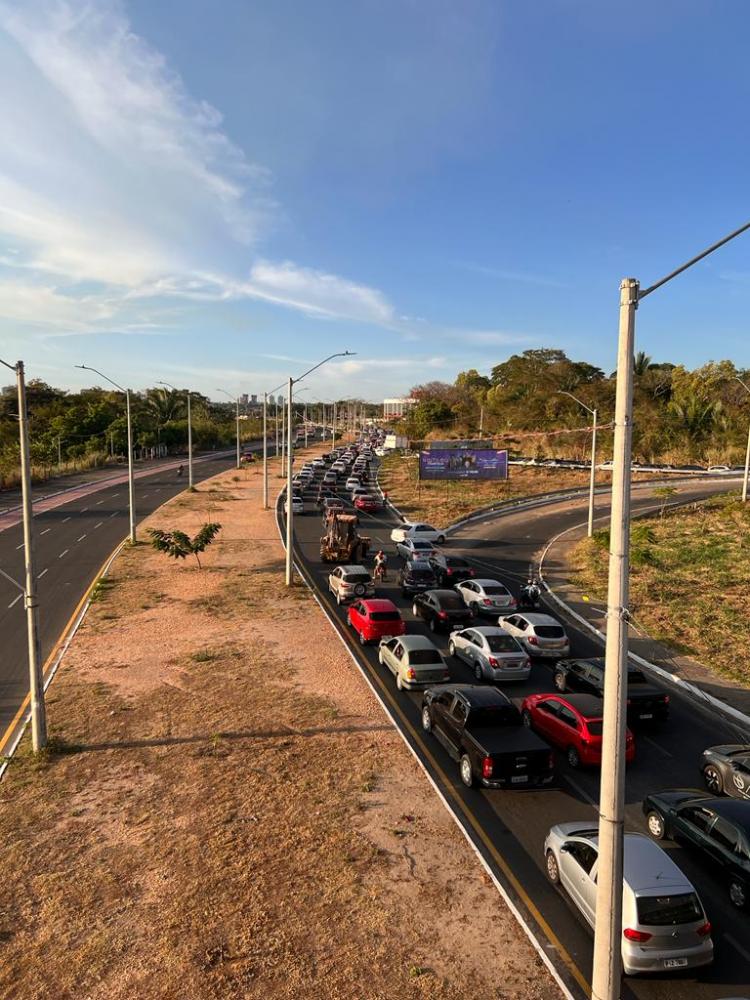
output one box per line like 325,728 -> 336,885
419,448 -> 508,481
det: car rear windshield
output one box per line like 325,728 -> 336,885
446,557 -> 469,567
586,721 -> 604,735
636,893 -> 703,926
468,705 -> 521,728
343,573 -> 371,583
628,670 -> 648,684
482,585 -> 509,595
438,595 -> 464,610
409,570 -> 435,581
413,541 -> 432,549
409,650 -> 443,665
486,635 -> 521,652
370,611 -> 401,622
535,626 -> 565,638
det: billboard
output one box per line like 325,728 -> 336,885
419,448 -> 508,481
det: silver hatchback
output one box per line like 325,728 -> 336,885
544,824 -> 713,976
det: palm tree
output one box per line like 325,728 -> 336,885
668,395 -> 721,443
633,351 -> 653,378
145,387 -> 184,425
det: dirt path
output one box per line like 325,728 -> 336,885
0,451 -> 559,1000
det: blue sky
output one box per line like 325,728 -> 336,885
1,0 -> 749,401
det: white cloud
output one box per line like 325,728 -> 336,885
0,278 -> 115,328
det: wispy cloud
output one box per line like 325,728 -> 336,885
457,261 -> 568,289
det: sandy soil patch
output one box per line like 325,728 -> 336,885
0,449 -> 559,1000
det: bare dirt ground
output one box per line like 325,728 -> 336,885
0,449 -> 559,1000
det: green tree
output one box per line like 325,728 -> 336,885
147,523 -> 222,569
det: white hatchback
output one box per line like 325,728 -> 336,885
454,579 -> 516,614
390,522 -> 446,545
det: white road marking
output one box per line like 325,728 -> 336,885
112,493 -> 120,497
40,528 -> 51,535
76,534 -> 86,542
58,549 -> 69,559
94,521 -> 103,529
38,568 -> 48,578
562,775 -> 598,807
642,735 -> 673,758
726,933 -> 750,964
62,516 -> 71,523
80,507 -> 88,513
15,542 -> 24,551
96,499 -> 104,505
7,593 -> 22,609
142,493 -> 149,498
109,511 -> 118,518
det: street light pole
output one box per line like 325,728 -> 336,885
263,380 -> 286,510
593,217 -> 750,1000
735,377 -> 750,502
217,389 -> 241,470
332,400 -> 337,452
76,364 -> 136,544
1,358 -> 47,751
558,391 -> 598,537
158,381 -> 193,487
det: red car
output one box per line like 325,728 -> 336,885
520,692 -> 635,769
354,494 -> 382,513
347,599 -> 405,646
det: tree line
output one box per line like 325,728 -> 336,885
398,349 -> 750,465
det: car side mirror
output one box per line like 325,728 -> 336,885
559,843 -> 571,854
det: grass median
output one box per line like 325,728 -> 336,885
0,449 -> 556,1000
570,492 -> 750,686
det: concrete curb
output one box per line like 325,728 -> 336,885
274,489 -> 577,1000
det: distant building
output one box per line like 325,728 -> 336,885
383,397 -> 416,419
250,394 -> 258,404
277,394 -> 284,406
240,393 -> 249,406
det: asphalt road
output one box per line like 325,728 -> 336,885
288,469 -> 750,1000
0,447 -> 256,751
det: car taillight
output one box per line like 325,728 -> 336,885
696,921 -> 711,938
468,569 -> 475,576
438,611 -> 448,619
482,598 -> 492,606
664,695 -> 670,703
406,668 -> 416,680
509,597 -> 516,607
548,752 -> 554,769
626,732 -> 633,744
527,635 -> 538,645
446,568 -> 453,576
481,756 -> 493,779
488,657 -> 499,667
623,928 -> 652,943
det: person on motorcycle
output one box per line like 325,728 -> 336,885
177,464 -> 184,479
374,549 -> 388,581
521,576 -> 541,608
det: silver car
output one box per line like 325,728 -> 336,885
454,578 -> 516,614
327,565 -> 375,605
395,538 -> 436,561
378,634 -> 450,690
497,612 -> 571,659
448,626 -> 531,682
544,824 -> 713,976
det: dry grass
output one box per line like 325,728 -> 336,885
0,447 -> 556,1000
570,493 -> 750,685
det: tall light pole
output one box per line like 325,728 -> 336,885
592,217 -> 750,1000
158,381 -> 193,488
76,364 -> 136,544
285,354 -> 354,586
1,357 -> 47,751
558,391 -> 598,537
216,388 -> 241,469
263,380 -> 286,510
735,376 -> 750,502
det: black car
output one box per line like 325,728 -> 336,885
398,559 -> 437,597
552,657 -> 669,723
701,745 -> 750,799
421,684 -> 554,788
643,790 -> 750,908
316,487 -> 337,507
428,553 -> 475,586
412,589 -> 473,633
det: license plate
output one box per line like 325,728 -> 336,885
640,713 -> 653,719
511,775 -> 528,784
663,958 -> 688,969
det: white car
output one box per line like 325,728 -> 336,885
390,522 -> 446,545
497,612 -> 570,658
395,537 -> 436,561
454,579 -> 516,614
285,495 -> 304,515
328,565 -> 375,605
345,476 -> 361,491
708,465 -> 731,472
448,626 -> 531,682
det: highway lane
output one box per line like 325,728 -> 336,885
0,447 -> 262,750
288,470 -> 750,1000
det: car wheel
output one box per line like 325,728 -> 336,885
429,618 -> 437,633
437,534 -> 445,544
646,811 -> 666,840
566,745 -> 580,769
474,661 -> 483,682
459,754 -> 474,788
553,672 -> 566,692
401,590 -> 408,599
412,603 -> 419,617
421,707 -> 432,732
729,880 -> 747,909
396,673 -> 404,691
470,601 -> 479,615
703,764 -> 724,794
545,850 -> 560,884
359,631 -> 367,646
521,709 -> 532,728
448,640 -> 456,657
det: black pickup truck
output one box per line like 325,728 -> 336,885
421,684 -> 555,788
552,657 -> 670,723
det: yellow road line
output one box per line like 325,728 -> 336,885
0,538 -> 126,758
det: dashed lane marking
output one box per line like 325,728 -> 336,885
58,549 -> 69,559
94,522 -> 103,529
38,568 -> 48,578
76,534 -> 86,542
7,594 -> 22,609
40,528 -> 51,535
96,499 -> 104,505
15,542 -> 23,551
62,516 -> 71,523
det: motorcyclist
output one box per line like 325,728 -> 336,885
520,576 -> 541,608
177,464 -> 184,479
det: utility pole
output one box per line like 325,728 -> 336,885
281,394 -> 286,466
275,397 -> 280,456
735,377 -> 750,502
0,359 -> 47,751
285,376 -> 294,586
332,401 -> 337,452
187,390 -> 193,488
304,404 -> 308,447
217,389 -> 241,469
558,391 -> 598,538
263,392 -> 269,509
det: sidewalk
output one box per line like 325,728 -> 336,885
541,522 -> 750,726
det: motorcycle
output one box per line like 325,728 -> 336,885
518,579 -> 542,610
